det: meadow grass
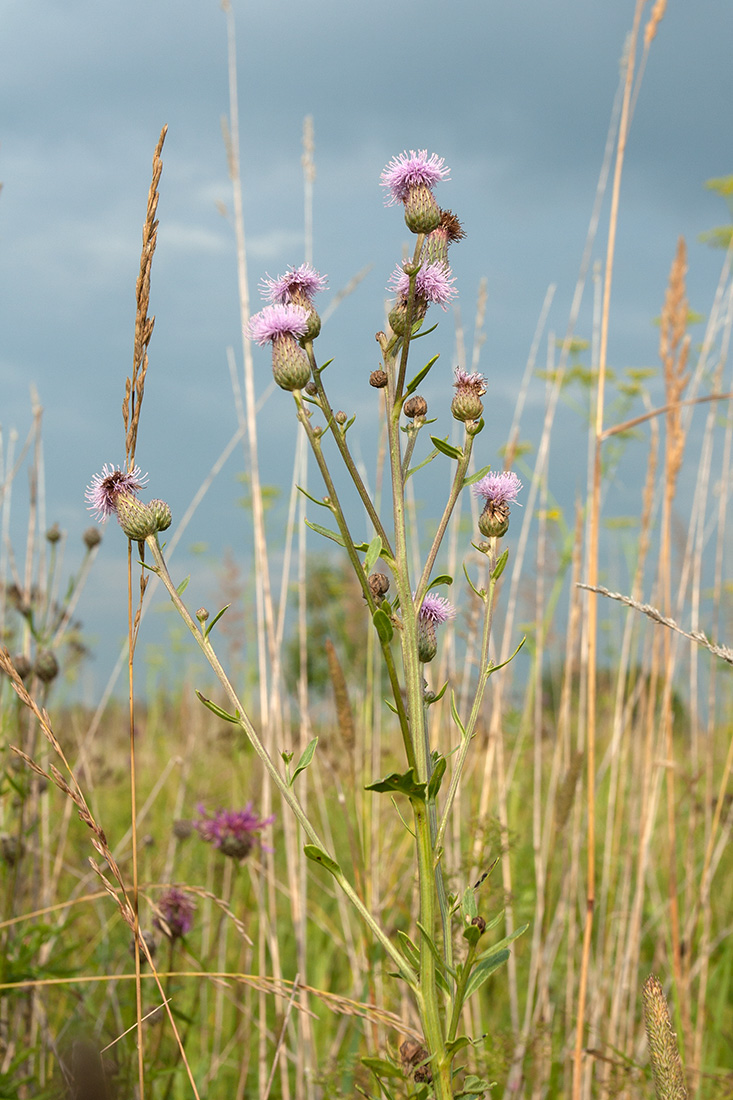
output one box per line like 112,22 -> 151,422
2,2 -> 733,1097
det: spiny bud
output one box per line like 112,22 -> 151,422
403,184 -> 441,234
115,494 -> 158,540
271,335 -> 312,391
404,395 -> 427,419
148,499 -> 172,533
388,298 -> 427,337
478,501 -> 511,539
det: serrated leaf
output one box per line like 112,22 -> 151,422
195,691 -> 240,724
430,435 -> 464,460
462,464 -> 491,488
303,844 -> 341,876
289,737 -> 318,786
406,353 -> 440,395
204,604 -> 230,639
365,769 -> 426,798
304,519 -> 345,547
373,608 -> 394,643
427,755 -> 447,799
364,536 -> 383,574
462,948 -> 510,1001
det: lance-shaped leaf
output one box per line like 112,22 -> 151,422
427,754 -> 447,799
303,844 -> 341,876
461,465 -> 492,488
304,519 -> 346,547
430,435 -> 464,461
405,353 -> 440,395
195,691 -> 240,723
365,768 -> 426,798
289,737 -> 318,787
364,535 -> 383,574
204,604 -> 230,639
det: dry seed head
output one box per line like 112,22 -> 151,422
369,369 -> 388,389
642,975 -> 688,1100
644,0 -> 667,46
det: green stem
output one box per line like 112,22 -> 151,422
415,429 -> 475,606
447,939 -> 480,1045
394,235 -> 426,399
145,534 -> 416,988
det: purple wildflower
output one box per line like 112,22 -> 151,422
196,803 -> 275,861
259,264 -> 328,306
418,593 -> 456,625
85,464 -> 147,522
416,593 -> 455,663
153,886 -> 196,941
388,261 -> 457,309
473,471 -> 522,539
473,471 -> 523,505
380,150 -> 450,206
245,304 -> 310,346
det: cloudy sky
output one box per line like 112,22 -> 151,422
1,0 -> 731,699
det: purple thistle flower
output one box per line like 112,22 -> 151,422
418,593 -> 456,625
259,264 -> 328,306
196,803 -> 275,861
388,261 -> 457,309
85,464 -> 148,522
153,886 -> 196,941
416,592 -> 455,662
245,304 -> 310,346
473,471 -> 523,505
381,150 -> 450,206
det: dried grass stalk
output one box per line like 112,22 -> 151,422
124,124 -> 167,467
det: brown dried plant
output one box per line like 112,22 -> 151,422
123,124 -> 167,469
660,237 -> 692,501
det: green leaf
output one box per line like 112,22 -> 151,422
405,448 -> 439,481
425,573 -> 453,592
289,737 -> 318,786
384,698 -> 399,715
396,930 -> 420,970
426,680 -> 448,705
365,769 -> 426,798
204,604 -> 230,639
427,754 -> 447,799
462,923 -> 483,948
450,691 -> 467,737
364,535 -> 383,574
430,435 -> 464,460
476,922 -> 528,960
315,357 -> 334,373
456,1074 -> 496,1097
303,844 -> 342,876
373,608 -> 394,643
491,548 -> 509,580
406,354 -> 440,395
416,920 -> 457,980
195,691 -> 240,724
460,885 -> 478,922
176,575 -> 191,596
361,1057 -> 404,1081
304,519 -> 345,547
297,485 -> 331,508
486,636 -> 526,676
411,321 -> 438,340
462,563 -> 485,600
462,948 -> 510,1001
461,464 -> 491,488
445,1036 -> 471,1058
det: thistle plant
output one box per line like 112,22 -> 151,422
86,146 -> 525,1098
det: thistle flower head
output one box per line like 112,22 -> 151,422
423,209 -> 466,265
418,593 -> 456,625
452,367 -> 487,422
473,471 -> 522,505
388,261 -> 457,309
245,304 -> 310,346
195,803 -> 275,861
474,471 -> 522,538
381,150 -> 450,234
381,150 -> 450,206
153,886 -> 196,941
416,592 -> 455,662
259,264 -> 328,306
85,464 -> 148,522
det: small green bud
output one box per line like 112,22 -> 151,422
148,499 -> 172,532
115,494 -> 158,540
